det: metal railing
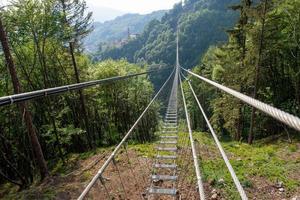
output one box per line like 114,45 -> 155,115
78,69 -> 175,199
181,67 -> 300,132
182,73 -> 248,200
0,67 -> 171,106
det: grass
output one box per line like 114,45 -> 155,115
1,131 -> 299,199
191,132 -> 300,199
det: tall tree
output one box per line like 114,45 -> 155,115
248,0 -> 268,144
0,16 -> 49,180
58,0 -> 93,148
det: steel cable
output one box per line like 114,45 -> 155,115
0,67 -> 172,107
180,75 -> 205,200
184,77 -> 248,200
78,68 -> 175,200
181,67 -> 300,132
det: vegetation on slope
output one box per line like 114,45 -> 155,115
195,132 -> 300,199
84,11 -> 166,52
185,0 -> 300,144
1,131 -> 298,199
96,0 -> 239,68
0,0 -> 299,198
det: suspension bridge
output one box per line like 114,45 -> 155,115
1,31 -> 300,200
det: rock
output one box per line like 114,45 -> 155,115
153,179 -> 163,186
276,181 -> 284,188
211,189 -> 217,194
218,178 -> 225,184
278,187 -> 285,192
291,196 -> 300,200
141,192 -> 147,199
211,193 -> 218,199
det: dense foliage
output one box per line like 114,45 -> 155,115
96,0 -> 239,68
0,0 -> 159,188
1,0 -> 299,195
186,0 -> 300,143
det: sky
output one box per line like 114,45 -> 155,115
1,0 -> 181,22
86,0 -> 181,14
1,0 -> 181,14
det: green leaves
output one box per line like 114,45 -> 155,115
96,0 -> 239,69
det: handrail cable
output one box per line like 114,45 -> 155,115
78,68 -> 175,200
0,67 -> 172,107
179,73 -> 205,200
181,67 -> 300,132
183,75 -> 248,200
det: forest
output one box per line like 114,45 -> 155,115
0,0 -> 299,199
0,0 -> 159,189
96,0 -> 240,68
187,0 -> 300,144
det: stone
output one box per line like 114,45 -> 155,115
275,181 -> 284,188
211,189 -> 217,194
278,187 -> 284,192
218,178 -> 225,184
211,193 -> 218,199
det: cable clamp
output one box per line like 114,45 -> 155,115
9,96 -> 14,104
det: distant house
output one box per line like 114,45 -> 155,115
129,33 -> 139,40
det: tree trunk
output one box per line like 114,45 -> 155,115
235,0 -> 252,141
248,0 -> 267,144
69,42 -> 92,149
0,17 -> 49,179
49,111 -> 65,164
235,104 -> 243,141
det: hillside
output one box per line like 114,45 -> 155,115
84,11 -> 166,52
1,133 -> 299,199
1,0 -> 300,199
96,0 -> 239,68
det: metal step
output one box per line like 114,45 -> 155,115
165,119 -> 177,121
151,175 -> 178,181
160,136 -> 178,139
160,130 -> 178,135
156,155 -> 177,160
162,130 -> 177,133
148,188 -> 177,196
156,147 -> 177,152
164,122 -> 177,124
164,124 -> 177,126
154,163 -> 177,169
165,120 -> 177,123
162,126 -> 178,129
159,141 -> 177,144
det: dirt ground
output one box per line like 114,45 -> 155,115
1,140 -> 299,200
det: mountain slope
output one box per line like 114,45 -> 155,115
84,11 -> 166,52
96,0 -> 239,68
